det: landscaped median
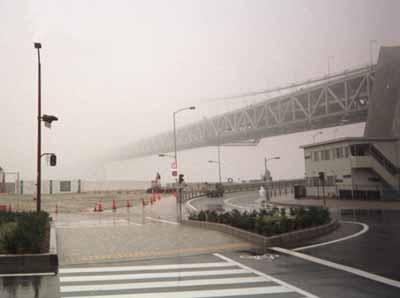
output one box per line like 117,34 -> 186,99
184,207 -> 339,253
0,211 -> 58,274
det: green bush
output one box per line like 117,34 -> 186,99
189,206 -> 330,237
0,211 -> 51,254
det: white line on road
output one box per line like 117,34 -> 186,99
145,217 -> 178,225
214,253 -> 321,298
185,196 -> 206,212
223,197 -> 251,210
271,247 -> 400,289
60,276 -> 267,292
294,221 -> 369,251
59,262 -> 234,274
0,272 -> 55,277
60,269 -> 249,282
60,286 -> 291,298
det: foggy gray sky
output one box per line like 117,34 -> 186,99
1,0 -> 400,183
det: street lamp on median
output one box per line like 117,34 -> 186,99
34,42 -> 58,212
173,106 -> 195,223
208,160 -> 222,183
173,106 -> 196,172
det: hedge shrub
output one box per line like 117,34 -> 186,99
0,211 -> 51,254
189,206 -> 330,237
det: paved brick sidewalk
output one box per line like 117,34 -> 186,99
56,203 -> 253,265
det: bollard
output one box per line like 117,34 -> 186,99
112,199 -> 117,211
98,201 -> 104,212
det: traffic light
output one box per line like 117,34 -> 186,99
50,154 -> 57,166
318,171 -> 325,181
178,174 -> 184,184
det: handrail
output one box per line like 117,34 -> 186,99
368,145 -> 399,176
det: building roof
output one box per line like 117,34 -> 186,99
300,136 -> 399,149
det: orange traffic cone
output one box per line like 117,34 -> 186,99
112,199 -> 117,211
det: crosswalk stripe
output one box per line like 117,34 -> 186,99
60,286 -> 292,298
60,269 -> 249,282
60,262 -> 233,274
60,276 -> 267,292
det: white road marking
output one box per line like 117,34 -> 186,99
294,221 -> 369,251
214,253 -> 321,298
145,217 -> 178,225
60,286 -> 291,298
60,276 -> 267,292
185,196 -> 206,212
0,272 -> 55,277
60,262 -> 233,274
271,247 -> 400,289
60,269 -> 248,282
224,197 -> 251,210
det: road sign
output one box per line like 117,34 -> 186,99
171,170 -> 177,177
171,161 -> 177,169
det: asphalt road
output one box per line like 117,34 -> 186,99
2,192 -> 399,297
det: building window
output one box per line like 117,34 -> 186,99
60,181 -> 71,192
336,147 -> 344,158
322,150 -> 330,160
344,147 -> 349,158
313,151 -> 319,161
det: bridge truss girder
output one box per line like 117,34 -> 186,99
118,67 -> 375,160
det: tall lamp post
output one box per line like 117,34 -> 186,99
173,106 -> 195,222
264,156 -> 280,202
34,42 -> 58,212
208,160 -> 221,183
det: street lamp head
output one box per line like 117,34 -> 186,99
158,154 -> 166,157
189,106 -> 196,110
274,157 -> 280,160
42,114 -> 58,123
34,42 -> 42,49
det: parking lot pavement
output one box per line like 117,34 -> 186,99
58,253 -> 317,298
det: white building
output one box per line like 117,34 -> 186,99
301,137 -> 400,200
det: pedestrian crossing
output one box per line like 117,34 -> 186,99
58,254 -> 318,298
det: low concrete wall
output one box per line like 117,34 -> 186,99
0,223 -> 59,274
182,219 -> 339,253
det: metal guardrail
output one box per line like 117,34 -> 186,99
181,179 -> 304,202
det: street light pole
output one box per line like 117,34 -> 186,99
217,134 -> 221,183
172,106 -> 195,222
35,42 -> 42,212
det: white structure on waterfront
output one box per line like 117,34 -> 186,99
301,137 -> 400,200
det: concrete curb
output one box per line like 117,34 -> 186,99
0,221 -> 59,275
182,219 -> 339,253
